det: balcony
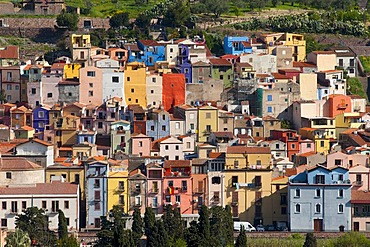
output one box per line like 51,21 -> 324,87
164,171 -> 191,177
353,181 -> 363,186
131,188 -> 141,195
354,212 -> 370,217
180,186 -> 188,192
117,186 -> 125,192
337,103 -> 348,110
194,188 -> 204,194
150,188 -> 159,194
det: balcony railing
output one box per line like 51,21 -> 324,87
337,104 -> 348,109
354,212 -> 370,217
150,188 -> 159,194
353,181 -> 363,186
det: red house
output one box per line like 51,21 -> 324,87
270,129 -> 301,161
162,74 -> 185,113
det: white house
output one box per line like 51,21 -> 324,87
96,59 -> 125,102
151,136 -> 184,160
0,157 -> 45,186
0,181 -> 79,231
15,138 -> 54,167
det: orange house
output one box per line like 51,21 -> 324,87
162,74 -> 185,113
326,94 -> 352,118
10,106 -> 32,129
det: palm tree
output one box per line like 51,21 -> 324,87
5,229 -> 31,247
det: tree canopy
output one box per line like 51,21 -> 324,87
56,10 -> 79,31
109,12 -> 130,29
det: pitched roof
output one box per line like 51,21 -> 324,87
227,146 -> 271,154
0,182 -> 78,195
0,157 -> 43,170
351,190 -> 370,203
17,138 -> 52,147
0,46 -> 18,59
139,40 -> 161,47
164,160 -> 191,168
272,73 -> 290,80
209,152 -> 225,159
312,51 -> 335,54
212,132 -> 235,139
209,58 -> 232,66
292,61 -> 316,68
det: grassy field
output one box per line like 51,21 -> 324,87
246,236 -> 337,247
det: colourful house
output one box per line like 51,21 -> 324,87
209,58 -> 233,88
299,128 -> 331,154
335,112 -> 363,139
128,169 -> 147,214
64,63 -> 81,80
130,40 -> 166,67
32,106 -> 50,133
225,146 -> 271,169
223,168 -> 273,225
10,106 -> 32,129
107,160 -> 129,213
326,94 -> 352,118
162,73 -> 185,113
163,160 -> 193,214
198,104 -> 218,143
147,163 -> 164,214
130,133 -> 152,157
270,129 -> 301,161
124,62 -> 147,108
223,36 -> 252,55
191,159 -> 208,213
14,125 -> 34,139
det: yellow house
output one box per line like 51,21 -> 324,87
107,160 -> 129,213
198,105 -> 218,143
335,112 -> 363,139
223,168 -> 273,225
225,146 -> 272,169
64,63 -> 81,80
270,176 -> 289,227
124,62 -> 147,108
261,33 -> 306,62
55,115 -> 80,147
71,34 -> 91,65
45,157 -> 85,198
14,126 -> 35,139
299,127 -> 330,154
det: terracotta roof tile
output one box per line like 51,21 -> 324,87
0,182 -> 78,195
209,58 -> 232,66
164,160 -> 191,168
0,46 -> 18,59
0,157 -> 42,170
351,190 -> 370,203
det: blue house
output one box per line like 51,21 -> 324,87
223,36 -> 253,55
177,44 -> 192,83
127,40 -> 165,67
77,130 -> 96,144
86,161 -> 108,228
32,106 -> 50,133
288,165 -> 351,232
146,108 -> 170,140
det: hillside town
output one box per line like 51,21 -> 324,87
0,30 -> 370,244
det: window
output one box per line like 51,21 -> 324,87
1,219 -> 7,227
206,125 -> 211,132
315,204 -> 321,213
175,195 -> 180,204
295,188 -> 301,197
254,176 -> 262,187
47,93 -> 52,98
138,141 -> 143,147
175,122 -> 180,130
320,141 -> 325,147
6,172 -> 11,179
267,95 -> 272,101
52,201 -> 59,212
11,201 -> 17,213
64,201 -> 69,209
22,201 -> 27,210
220,75 -> 223,80
151,90 -> 154,94
135,196 -> 141,206
338,174 -> 343,181
295,203 -> 301,213
6,84 -> 11,90
291,144 -> 296,149
338,189 -> 344,198
38,111 -> 45,118
31,88 -> 36,94
131,88 -> 134,93
89,83 -> 93,88
98,122 -> 103,129
189,113 -> 194,120
152,78 -> 156,83
165,145 -> 169,150
175,145 -> 179,150
87,71 -> 95,77
165,195 -> 171,203
315,189 -> 321,198
232,176 -> 238,187
338,203 -> 344,213
42,201 -> 47,209
89,91 -> 93,97
95,202 -> 101,211
119,195 -> 125,205
315,175 -> 325,184
267,106 -> 272,113
307,143 -> 311,148
2,202 -> 6,210
281,207 -> 287,215
212,176 -> 221,184
186,142 -> 191,149
206,113 -> 211,119
112,76 -> 119,83
127,77 -> 130,82
162,125 -> 166,131
280,194 -> 287,205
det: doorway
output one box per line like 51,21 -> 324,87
314,219 -> 323,232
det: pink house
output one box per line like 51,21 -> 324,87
350,165 -> 370,191
163,160 -> 193,214
79,66 -> 103,105
299,139 -> 315,154
146,163 -> 163,214
130,133 -> 152,157
327,152 -> 369,168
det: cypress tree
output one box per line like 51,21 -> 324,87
198,205 -> 211,246
223,205 -> 234,245
144,207 -> 156,247
303,232 -> 317,247
57,209 -> 68,240
132,207 -> 143,246
234,226 -> 246,247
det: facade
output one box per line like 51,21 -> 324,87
0,182 -> 79,231
223,36 -> 252,55
162,73 -> 185,113
288,166 -> 351,232
124,62 -> 147,108
198,105 -> 218,143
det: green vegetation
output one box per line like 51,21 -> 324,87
359,56 -> 370,74
234,10 -> 368,36
5,229 -> 31,247
331,232 -> 370,246
305,35 -> 334,54
303,232 -> 317,247
347,77 -> 368,100
56,10 -> 79,31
